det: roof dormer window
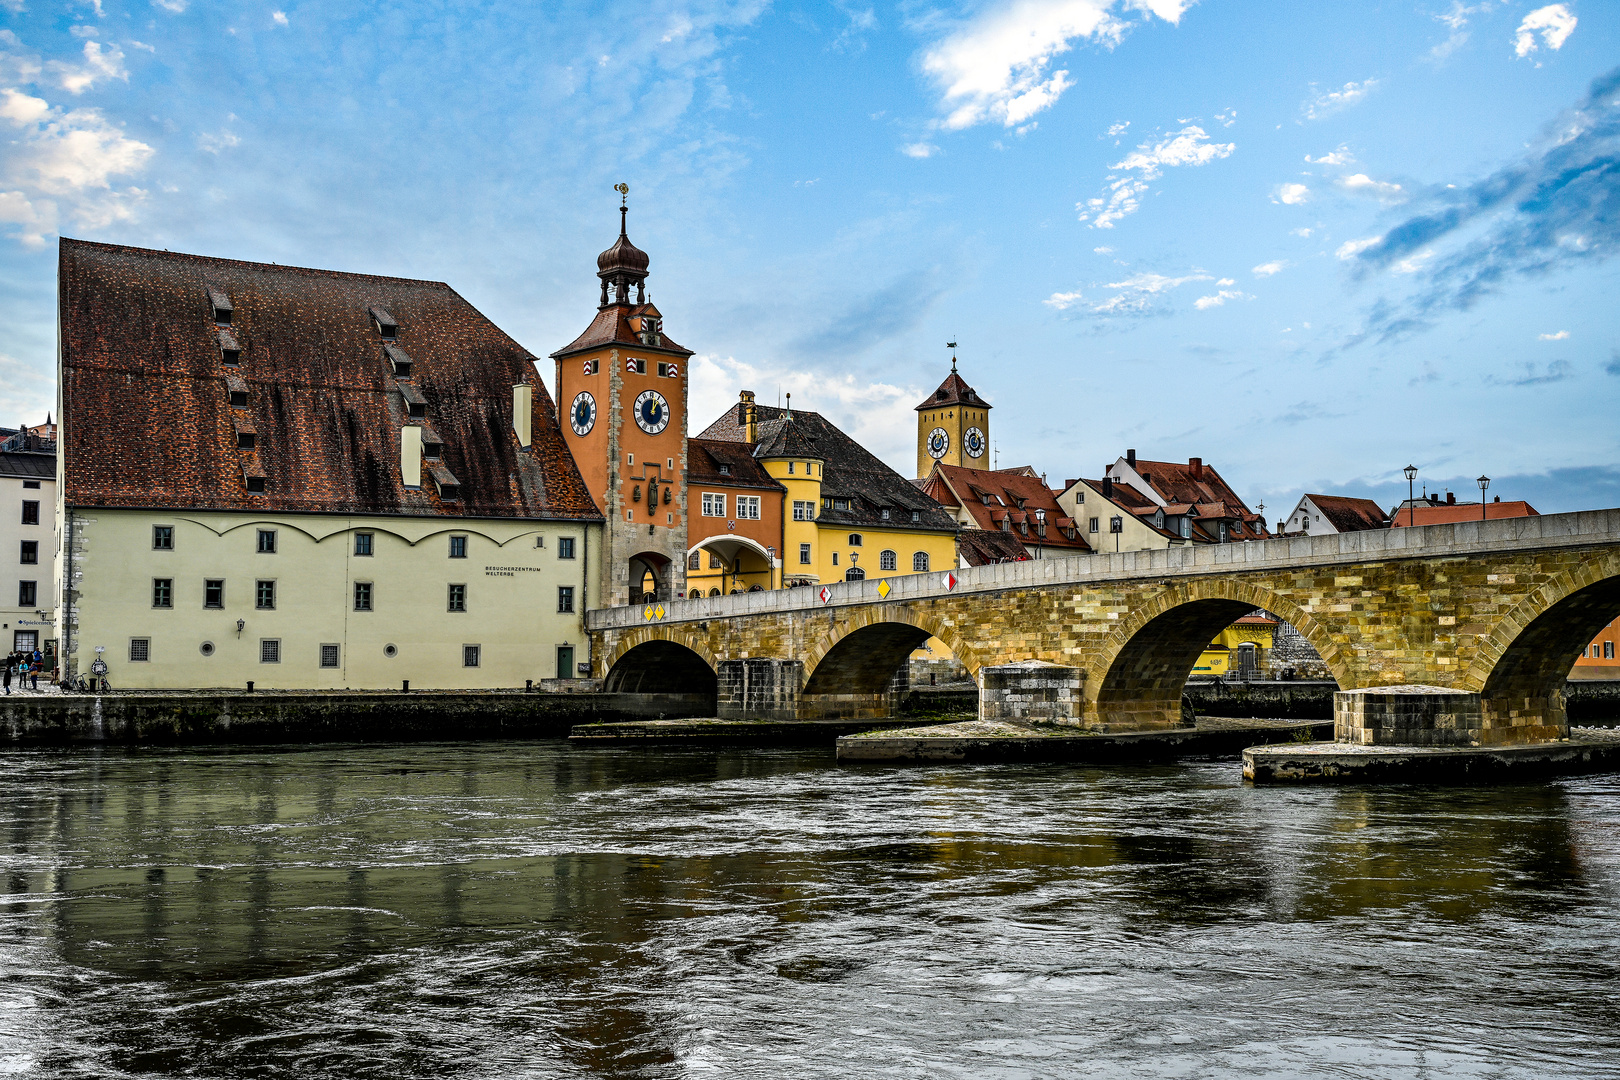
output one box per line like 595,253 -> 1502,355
369,306 -> 398,339
718,463 -> 731,475
225,374 -> 249,407
419,423 -> 444,461
208,289 -> 233,325
383,343 -> 413,377
217,329 -> 242,366
398,381 -> 428,419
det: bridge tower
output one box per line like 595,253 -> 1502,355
915,349 -> 992,479
551,189 -> 692,608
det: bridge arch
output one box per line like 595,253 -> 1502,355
600,628 -> 719,697
1464,551 -> 1620,713
801,604 -> 974,695
1093,579 -> 1350,729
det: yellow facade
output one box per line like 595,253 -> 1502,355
58,508 -> 599,689
1192,620 -> 1277,676
915,403 -> 992,478
761,453 -> 823,586
814,522 -> 956,586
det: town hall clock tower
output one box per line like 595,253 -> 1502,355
915,350 -> 993,478
551,189 -> 692,608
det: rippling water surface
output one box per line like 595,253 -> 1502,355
1,742 -> 1618,1078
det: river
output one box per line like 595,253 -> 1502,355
0,742 -> 1617,1078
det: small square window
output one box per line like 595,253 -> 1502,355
204,579 -> 224,609
449,535 -> 467,559
799,543 -> 811,565
256,529 -> 276,554
558,586 -> 575,613
463,644 -> 481,668
354,581 -> 373,611
256,579 -> 275,610
246,477 -> 266,493
129,637 -> 150,663
152,526 -> 174,550
17,581 -> 35,607
237,432 -> 256,450
558,536 -> 576,559
354,532 -> 374,557
320,643 -> 341,669
153,578 -> 173,609
260,638 -> 281,664
19,540 -> 36,565
21,501 -> 39,526
448,583 -> 466,612
229,389 -> 249,407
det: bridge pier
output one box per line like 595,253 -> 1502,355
979,661 -> 1084,725
715,658 -> 906,721
1336,685 -> 1568,747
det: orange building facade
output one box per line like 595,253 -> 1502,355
1571,616 -> 1619,680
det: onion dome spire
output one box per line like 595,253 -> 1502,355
597,183 -> 650,307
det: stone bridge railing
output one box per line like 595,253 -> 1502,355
585,507 -> 1620,630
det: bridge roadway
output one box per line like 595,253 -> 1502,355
585,508 -> 1620,742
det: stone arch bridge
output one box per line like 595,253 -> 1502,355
585,509 -> 1620,744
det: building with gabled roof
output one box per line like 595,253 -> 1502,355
1390,497 -> 1539,527
684,436 -> 786,595
1055,477 -> 1192,553
920,462 -> 1089,560
1104,450 -> 1270,542
1280,493 -> 1390,536
914,355 -> 992,478
57,238 -> 601,689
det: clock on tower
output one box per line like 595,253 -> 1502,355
914,348 -> 993,479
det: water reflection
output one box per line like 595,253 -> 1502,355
0,744 -> 1617,1077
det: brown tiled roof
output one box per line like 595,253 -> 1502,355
915,367 -> 991,411
58,239 -> 600,521
1307,494 -> 1389,533
1390,500 -> 1539,527
1124,457 -> 1270,539
698,403 -> 958,533
958,528 -> 1029,565
931,463 -> 1089,551
549,302 -> 691,360
688,438 -> 785,491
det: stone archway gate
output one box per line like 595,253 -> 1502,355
586,509 -> 1620,740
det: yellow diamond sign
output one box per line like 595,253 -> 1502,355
643,605 -> 655,621
877,579 -> 891,599
655,604 -> 665,620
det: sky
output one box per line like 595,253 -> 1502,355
1,0 -> 1616,520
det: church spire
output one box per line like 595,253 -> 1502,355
596,183 -> 650,307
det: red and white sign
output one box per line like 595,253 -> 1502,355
942,572 -> 957,590
818,586 -> 831,603
666,363 -> 679,378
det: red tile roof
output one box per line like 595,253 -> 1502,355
931,463 -> 1090,550
1121,457 -> 1269,537
914,367 -> 991,411
1390,500 -> 1539,526
58,239 -> 600,521
549,302 -> 691,361
958,528 -> 1029,565
1307,494 -> 1389,532
687,438 -> 785,491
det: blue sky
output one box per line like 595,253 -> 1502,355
1,0 -> 1616,518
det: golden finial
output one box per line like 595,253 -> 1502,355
614,182 -> 629,206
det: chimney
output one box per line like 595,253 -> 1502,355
401,425 -> 422,488
1101,477 -> 1114,500
1446,491 -> 1456,505
1126,449 -> 1136,469
738,389 -> 757,443
512,383 -> 532,448
1189,456 -> 1203,479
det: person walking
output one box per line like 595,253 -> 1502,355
28,660 -> 38,691
3,658 -> 13,696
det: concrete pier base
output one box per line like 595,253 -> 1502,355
1244,729 -> 1620,784
836,717 -> 1331,765
979,661 -> 1082,724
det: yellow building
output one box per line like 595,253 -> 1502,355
915,357 -> 992,478
1192,614 -> 1278,677
695,393 -> 959,589
57,240 -> 603,689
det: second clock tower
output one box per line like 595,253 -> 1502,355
551,195 -> 692,608
915,352 -> 993,478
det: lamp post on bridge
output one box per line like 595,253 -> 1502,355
1404,465 -> 1418,528
1477,475 -> 1490,521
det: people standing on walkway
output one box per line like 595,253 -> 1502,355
3,658 -> 12,696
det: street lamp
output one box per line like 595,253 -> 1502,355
1403,465 -> 1418,528
1477,475 -> 1490,521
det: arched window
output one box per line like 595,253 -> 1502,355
748,584 -> 764,592
708,588 -> 722,597
848,533 -> 863,546
912,551 -> 929,572
844,566 -> 866,581
879,549 -> 897,571
688,551 -> 701,570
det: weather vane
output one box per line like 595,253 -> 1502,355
947,340 -> 957,371
615,182 -> 629,207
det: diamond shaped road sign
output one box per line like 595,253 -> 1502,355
877,579 -> 891,599
943,572 -> 957,590
654,604 -> 665,620
643,605 -> 655,621
818,586 -> 831,603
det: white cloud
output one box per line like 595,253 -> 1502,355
1078,124 -> 1233,228
272,10 -> 288,26
1044,289 -> 1085,310
1092,246 -> 1112,253
1214,107 -> 1235,127
900,141 -> 938,158
1515,5 -> 1576,57
1276,182 -> 1309,205
919,0 -> 1191,132
1216,277 -> 1234,285
1539,330 -> 1570,340
1086,270 -> 1211,314
1194,289 -> 1250,309
0,84 -> 152,245
1391,249 -> 1434,274
1305,148 -> 1351,166
48,41 -> 127,94
198,127 -> 239,153
69,25 -> 97,38
1252,260 -> 1286,277
151,0 -> 187,10
1105,120 -> 1129,138
1339,172 -> 1404,201
1336,235 -> 1382,260
1303,78 -> 1377,121
1290,226 -> 1313,237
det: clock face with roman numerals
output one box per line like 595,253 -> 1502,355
965,426 -> 986,459
634,389 -> 670,435
570,392 -> 596,436
927,427 -> 950,459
